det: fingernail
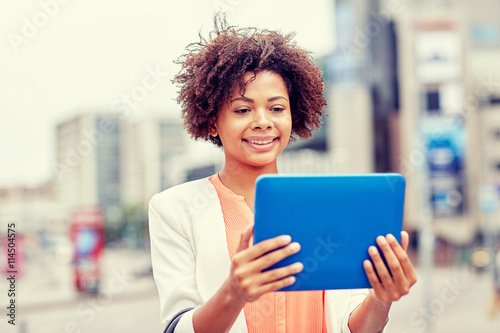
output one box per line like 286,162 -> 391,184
369,246 -> 378,255
377,236 -> 387,245
386,234 -> 396,242
290,242 -> 301,251
281,235 -> 291,244
294,262 -> 304,272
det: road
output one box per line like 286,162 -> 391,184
1,248 -> 163,333
387,266 -> 500,333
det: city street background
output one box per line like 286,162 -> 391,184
2,0 -> 500,332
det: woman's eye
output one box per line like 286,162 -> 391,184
271,107 -> 285,112
235,109 -> 250,114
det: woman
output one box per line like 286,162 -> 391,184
149,17 -> 417,333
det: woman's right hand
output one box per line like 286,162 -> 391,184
227,224 -> 304,303
193,224 -> 303,333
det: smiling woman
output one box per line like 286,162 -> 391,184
149,14 -> 416,333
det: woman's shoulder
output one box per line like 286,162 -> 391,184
149,176 -> 217,209
149,176 -> 220,231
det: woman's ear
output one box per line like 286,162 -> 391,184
208,123 -> 218,137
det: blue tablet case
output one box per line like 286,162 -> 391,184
253,173 -> 406,291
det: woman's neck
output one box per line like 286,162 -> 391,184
218,161 -> 278,211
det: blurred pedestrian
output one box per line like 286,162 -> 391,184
148,14 -> 417,333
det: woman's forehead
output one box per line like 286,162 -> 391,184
231,70 -> 286,94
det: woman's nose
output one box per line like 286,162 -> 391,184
251,109 -> 273,129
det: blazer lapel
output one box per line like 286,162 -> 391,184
192,179 -> 231,301
191,178 -> 248,333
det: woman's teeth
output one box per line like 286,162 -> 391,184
249,139 -> 274,145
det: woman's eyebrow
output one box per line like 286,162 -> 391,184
229,96 -> 288,104
268,96 -> 288,102
230,96 -> 253,104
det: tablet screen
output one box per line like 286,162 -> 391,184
253,173 -> 406,291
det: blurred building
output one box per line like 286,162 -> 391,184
324,0 -> 500,249
0,180 -> 68,278
479,103 -> 500,191
54,112 -> 187,215
122,115 -> 185,208
0,180 -> 65,234
393,0 -> 500,245
55,113 -> 122,220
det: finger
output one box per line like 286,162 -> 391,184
252,275 -> 297,296
368,244 -> 396,289
401,231 -> 409,252
245,234 -> 293,261
363,259 -> 385,294
251,241 -> 301,272
387,234 -> 417,284
257,262 -> 304,286
377,235 -> 407,286
236,224 -> 254,254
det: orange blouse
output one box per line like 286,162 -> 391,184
209,174 -> 327,333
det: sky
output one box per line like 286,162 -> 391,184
0,0 -> 335,187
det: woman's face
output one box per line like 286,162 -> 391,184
210,70 -> 292,170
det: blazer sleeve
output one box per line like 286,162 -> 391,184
341,289 -> 368,333
149,192 -> 202,332
326,289 -> 389,333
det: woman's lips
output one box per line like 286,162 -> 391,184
243,137 -> 278,151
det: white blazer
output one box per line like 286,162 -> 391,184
149,177 -> 377,333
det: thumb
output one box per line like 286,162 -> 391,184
236,224 -> 254,253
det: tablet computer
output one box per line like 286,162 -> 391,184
253,173 -> 406,291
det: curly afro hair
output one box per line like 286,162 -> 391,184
173,15 -> 327,147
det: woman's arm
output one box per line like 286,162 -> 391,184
348,231 -> 417,333
149,194 -> 203,331
193,225 -> 304,333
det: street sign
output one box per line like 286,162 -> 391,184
70,206 -> 105,293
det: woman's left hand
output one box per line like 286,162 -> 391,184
363,231 -> 417,304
